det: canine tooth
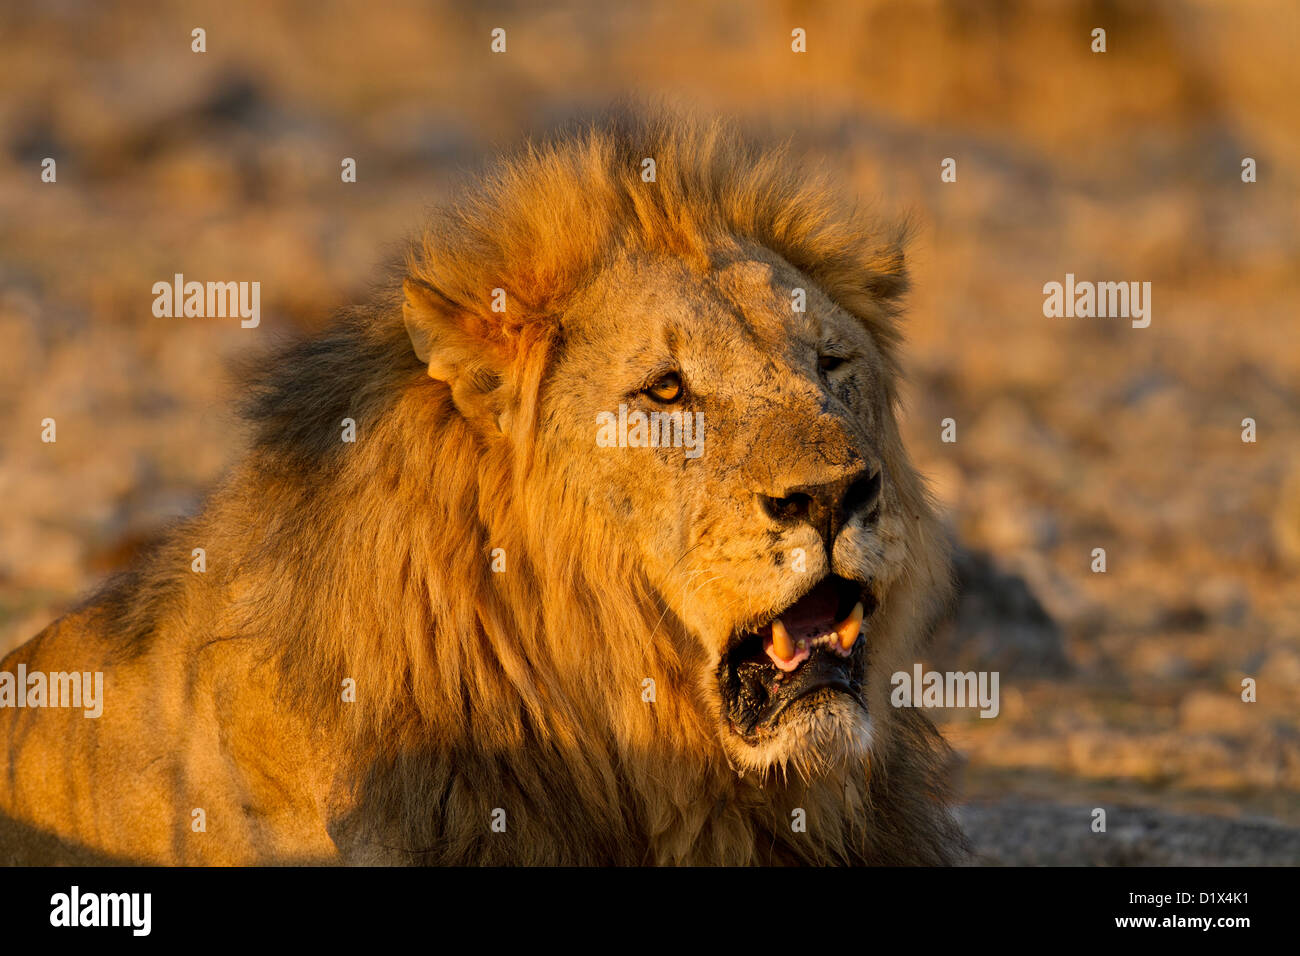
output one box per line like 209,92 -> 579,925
771,618 -> 795,661
836,602 -> 865,650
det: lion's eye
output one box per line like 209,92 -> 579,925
819,353 -> 846,373
644,372 -> 683,403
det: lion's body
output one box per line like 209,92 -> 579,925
0,115 -> 966,865
0,600 -> 334,864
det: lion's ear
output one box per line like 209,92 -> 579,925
402,277 -> 509,431
862,243 -> 908,302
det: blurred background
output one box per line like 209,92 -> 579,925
1,0 -> 1297,863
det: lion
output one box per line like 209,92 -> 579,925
0,113 -> 966,865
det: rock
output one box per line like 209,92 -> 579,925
958,798 -> 1300,865
930,546 -> 1071,676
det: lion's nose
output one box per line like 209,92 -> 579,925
759,467 -> 882,546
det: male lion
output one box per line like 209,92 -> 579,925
0,114 -> 966,865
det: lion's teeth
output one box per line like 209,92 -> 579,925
771,618 -> 795,661
836,602 -> 864,650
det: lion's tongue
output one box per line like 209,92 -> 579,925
760,579 -> 844,673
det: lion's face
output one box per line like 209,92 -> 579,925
540,246 -> 925,777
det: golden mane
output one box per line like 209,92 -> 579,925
408,112 -> 910,370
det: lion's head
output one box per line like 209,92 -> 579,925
397,114 -> 953,785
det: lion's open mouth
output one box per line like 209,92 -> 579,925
719,574 -> 875,740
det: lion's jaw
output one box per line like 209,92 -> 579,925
702,515 -> 912,780
709,492 -> 921,778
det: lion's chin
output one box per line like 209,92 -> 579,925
722,694 -> 874,780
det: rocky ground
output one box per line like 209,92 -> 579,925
1,0 -> 1297,864
958,799 -> 1300,866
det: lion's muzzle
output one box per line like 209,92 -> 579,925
719,574 -> 875,739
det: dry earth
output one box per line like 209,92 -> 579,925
1,0 -> 1297,864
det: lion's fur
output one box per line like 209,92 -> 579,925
0,113 -> 966,865
403,113 -> 910,379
